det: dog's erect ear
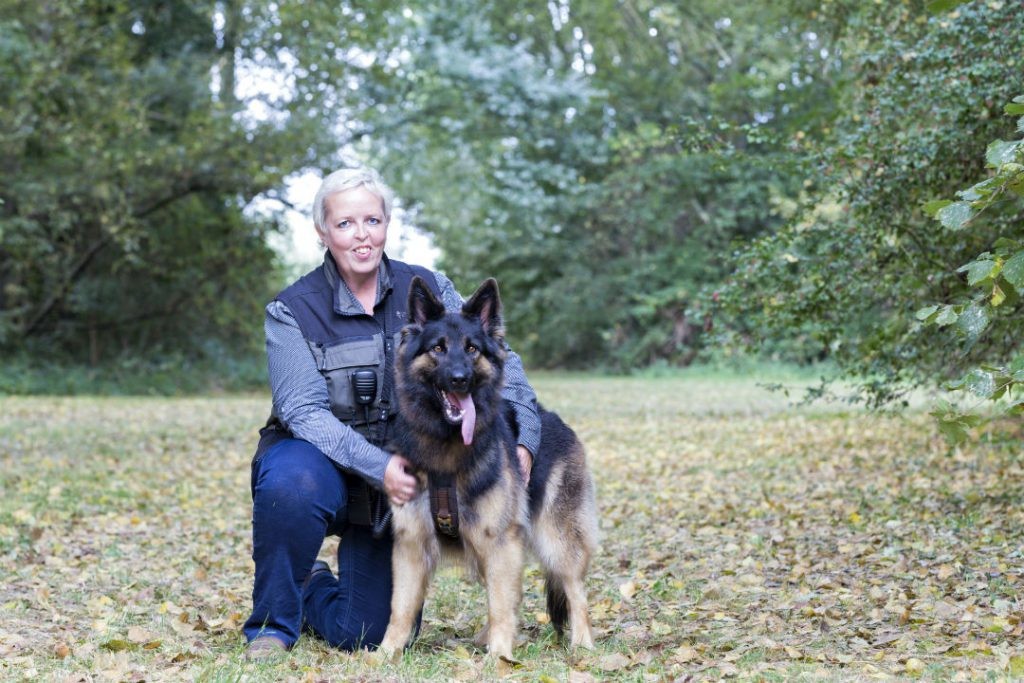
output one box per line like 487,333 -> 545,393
408,276 -> 446,326
462,278 -> 503,336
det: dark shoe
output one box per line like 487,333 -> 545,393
303,560 -> 334,591
245,635 -> 287,661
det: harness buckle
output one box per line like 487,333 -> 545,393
436,513 -> 455,536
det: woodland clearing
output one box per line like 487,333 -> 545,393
1,373 -> 1021,681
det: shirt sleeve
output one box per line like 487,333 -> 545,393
265,300 -> 391,489
431,271 -> 542,456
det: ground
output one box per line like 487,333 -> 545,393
1,372 -> 1022,681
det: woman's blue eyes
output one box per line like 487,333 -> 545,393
335,217 -> 382,230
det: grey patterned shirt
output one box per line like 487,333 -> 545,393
265,258 -> 541,490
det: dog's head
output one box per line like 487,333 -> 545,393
397,277 -> 507,445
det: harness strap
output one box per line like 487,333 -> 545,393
429,474 -> 460,538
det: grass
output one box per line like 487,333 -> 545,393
1,373 -> 1022,681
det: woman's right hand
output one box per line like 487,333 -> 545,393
383,454 -> 419,506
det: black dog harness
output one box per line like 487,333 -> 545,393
429,473 -> 461,538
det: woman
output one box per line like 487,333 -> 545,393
243,167 -> 541,658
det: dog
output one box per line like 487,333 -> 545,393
375,277 -> 598,660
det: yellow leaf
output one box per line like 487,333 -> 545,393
53,643 -> 71,659
100,639 -> 131,652
673,645 -> 698,663
535,611 -> 550,625
905,658 -> 926,674
618,580 -> 637,599
1009,655 -> 1024,676
785,646 -> 803,659
650,620 -> 671,636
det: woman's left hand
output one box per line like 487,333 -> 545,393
384,453 -> 419,506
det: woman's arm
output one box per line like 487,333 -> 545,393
265,300 -> 393,489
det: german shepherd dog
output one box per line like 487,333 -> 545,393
376,277 -> 597,660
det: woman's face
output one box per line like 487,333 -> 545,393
318,186 -> 389,284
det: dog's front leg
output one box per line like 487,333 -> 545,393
376,505 -> 435,660
479,527 -> 525,660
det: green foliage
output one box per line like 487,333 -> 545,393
329,1 -> 838,368
915,96 -> 1024,441
715,2 -> 1024,406
0,1 -> 334,369
0,348 -> 266,396
4,0 -> 1019,384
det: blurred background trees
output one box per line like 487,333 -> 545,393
1,0 -> 1020,405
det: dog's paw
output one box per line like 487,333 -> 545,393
366,645 -> 399,665
570,628 -> 595,650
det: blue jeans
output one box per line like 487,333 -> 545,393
243,438 -> 395,650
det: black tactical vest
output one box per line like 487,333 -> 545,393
269,253 -> 438,446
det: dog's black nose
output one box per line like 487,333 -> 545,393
449,373 -> 470,392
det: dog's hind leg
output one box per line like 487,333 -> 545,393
533,471 -> 598,648
561,570 -> 594,649
543,559 -> 594,649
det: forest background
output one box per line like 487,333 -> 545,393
1,0 -> 1022,422
3,2 -> 1024,680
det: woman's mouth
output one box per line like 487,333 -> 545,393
353,246 -> 373,258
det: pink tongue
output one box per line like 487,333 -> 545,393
453,392 -> 476,445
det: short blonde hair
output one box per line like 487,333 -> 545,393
312,167 -> 394,231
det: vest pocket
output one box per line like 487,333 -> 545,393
315,335 -> 386,423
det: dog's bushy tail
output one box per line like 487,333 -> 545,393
545,572 -> 568,638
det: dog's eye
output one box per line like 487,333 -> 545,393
432,343 -> 445,354
466,344 -> 477,354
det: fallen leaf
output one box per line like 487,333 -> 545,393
99,639 -> 131,652
596,652 -> 632,671
672,644 -> 698,663
127,626 -> 157,643
905,657 -> 926,674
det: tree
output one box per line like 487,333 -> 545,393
0,1 -> 332,364
715,1 -> 1024,404
918,95 -> 1024,442
316,1 -> 840,367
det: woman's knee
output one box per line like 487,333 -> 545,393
254,439 -> 345,515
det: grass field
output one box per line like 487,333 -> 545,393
1,373 -> 1022,681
